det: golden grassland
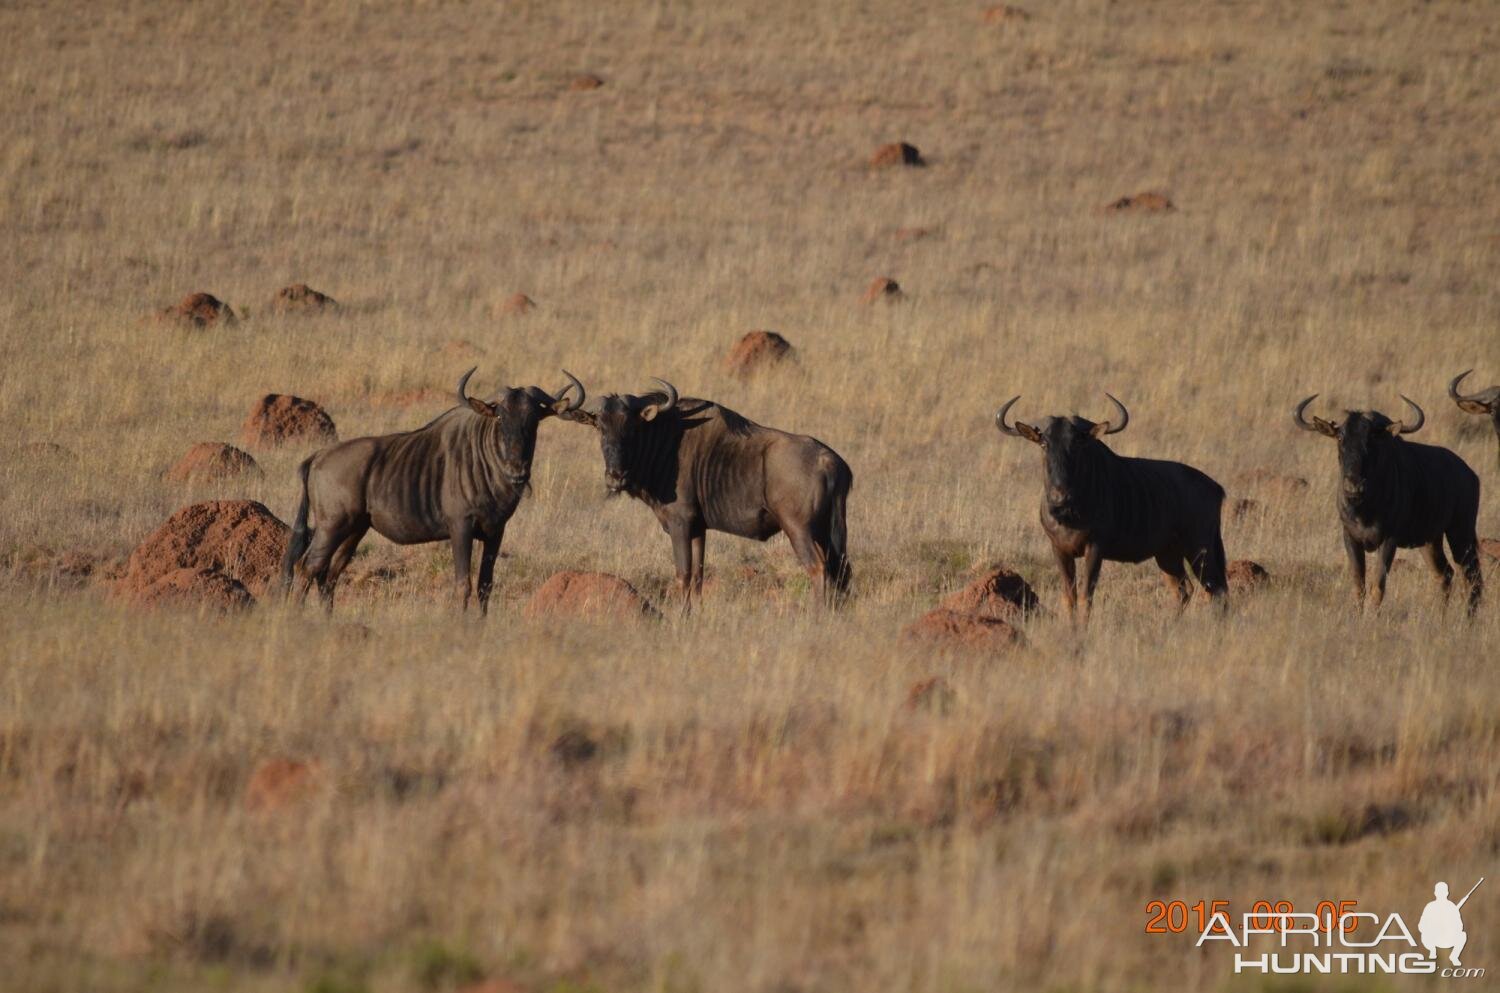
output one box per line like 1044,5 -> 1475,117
3,1 -> 1500,990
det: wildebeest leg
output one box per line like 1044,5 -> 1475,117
1422,539 -> 1454,602
689,527 -> 706,599
475,525 -> 504,617
318,522 -> 368,612
1447,527 -> 1484,617
1342,531 -> 1366,606
449,521 -> 475,612
296,519 -> 351,606
1156,553 -> 1191,608
668,521 -> 695,609
1368,538 -> 1397,610
1053,546 -> 1077,619
1079,543 -> 1104,621
784,522 -> 830,606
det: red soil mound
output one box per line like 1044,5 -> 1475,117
903,608 -> 1022,650
903,676 -> 957,715
1226,559 -> 1271,593
499,292 -> 535,316
570,73 -> 605,91
239,394 -> 337,449
115,500 -> 289,601
981,4 -> 1031,23
522,571 -> 658,621
156,292 -> 236,328
937,564 -> 1041,619
871,142 -> 924,168
244,758 -> 324,812
1105,192 -> 1174,213
864,276 -> 904,303
270,283 -> 338,314
725,331 -> 794,377
130,566 -> 254,611
164,442 -> 259,483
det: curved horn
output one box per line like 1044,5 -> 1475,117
1098,393 -> 1129,435
651,378 -> 678,411
995,396 -> 1024,437
1395,394 -> 1425,434
554,369 -> 585,413
1293,394 -> 1322,433
456,367 -> 478,405
1449,369 -> 1475,402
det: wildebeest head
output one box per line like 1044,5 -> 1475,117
996,394 -> 1129,524
1449,370 -> 1500,466
560,378 -> 678,493
456,367 -> 585,486
1293,394 -> 1424,498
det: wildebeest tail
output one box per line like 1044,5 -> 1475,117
827,456 -> 853,594
279,457 -> 315,591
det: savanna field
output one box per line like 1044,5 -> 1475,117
3,1 -> 1500,991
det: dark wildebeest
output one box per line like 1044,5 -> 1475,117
1449,370 -> 1500,469
280,369 -> 584,613
995,394 -> 1228,619
559,378 -> 852,606
1294,394 -> 1483,614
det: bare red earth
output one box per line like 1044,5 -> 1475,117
270,283 -> 338,314
1226,559 -> 1271,593
244,758 -> 324,812
130,567 -> 255,611
499,292 -> 535,316
1105,192 -> 1174,213
937,564 -> 1041,619
156,292 -> 236,328
864,276 -> 904,303
871,142 -> 924,167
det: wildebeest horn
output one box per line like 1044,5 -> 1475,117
995,396 -> 1024,437
1448,369 -> 1495,413
1395,394 -> 1424,434
638,378 -> 678,421
1098,393 -> 1129,435
1293,394 -> 1328,434
554,369 -> 585,413
456,367 -> 478,405
1450,370 -> 1476,402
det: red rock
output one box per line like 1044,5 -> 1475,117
239,394 -> 337,449
164,442 -> 259,483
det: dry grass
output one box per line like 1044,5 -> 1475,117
3,1 -> 1500,990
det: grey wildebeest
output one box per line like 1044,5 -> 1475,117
1294,394 -> 1483,614
995,394 -> 1228,619
280,369 -> 584,613
559,378 -> 852,606
1449,370 -> 1500,469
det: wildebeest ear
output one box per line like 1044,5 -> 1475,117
1088,421 -> 1111,439
558,408 -> 596,425
1016,422 -> 1044,445
1457,399 -> 1493,415
1312,416 -> 1339,437
467,397 -> 498,418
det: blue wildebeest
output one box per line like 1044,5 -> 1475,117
560,378 -> 852,606
996,394 -> 1228,619
1294,394 -> 1483,614
280,369 -> 584,613
1449,370 -> 1500,469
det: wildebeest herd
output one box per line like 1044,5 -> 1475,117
281,367 -> 1498,619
